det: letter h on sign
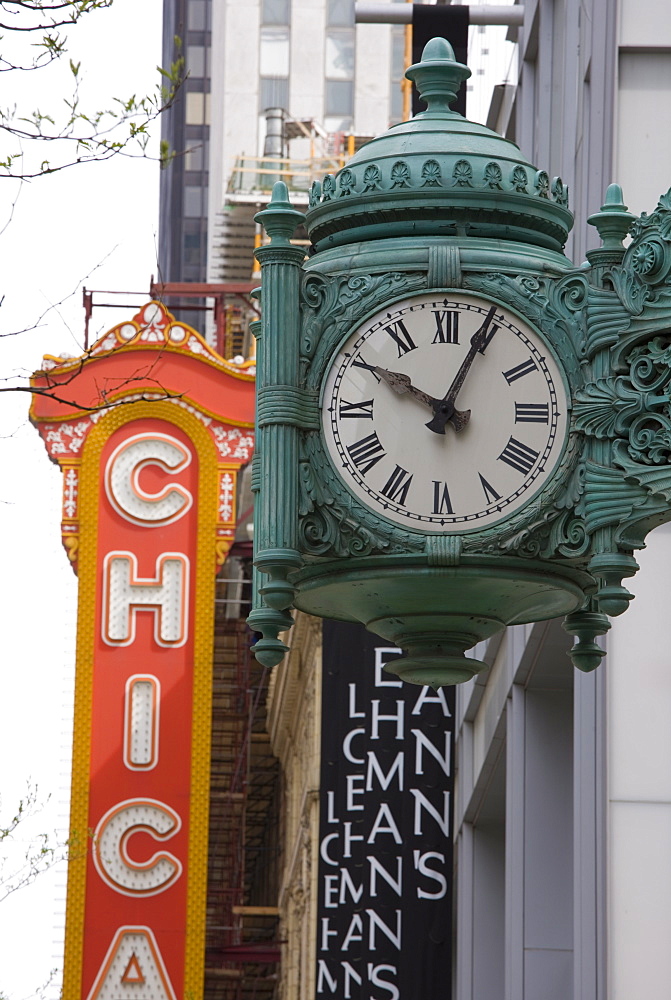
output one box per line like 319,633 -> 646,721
102,552 -> 189,647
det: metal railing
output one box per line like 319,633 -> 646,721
227,155 -> 345,198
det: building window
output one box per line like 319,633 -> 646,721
327,0 -> 354,27
186,92 -> 211,125
183,231 -> 204,266
259,76 -> 289,111
185,140 -> 209,172
260,25 -> 289,111
325,19 -> 354,130
325,79 -> 353,117
390,25 -> 405,123
187,45 -> 208,79
188,0 -> 208,30
325,30 -> 355,80
262,0 -> 289,24
184,185 -> 208,218
260,26 -> 290,77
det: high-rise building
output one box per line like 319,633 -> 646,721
159,0 -> 408,309
159,0 -> 213,287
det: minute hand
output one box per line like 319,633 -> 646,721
425,306 -> 498,435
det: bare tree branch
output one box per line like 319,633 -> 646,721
0,0 -> 184,177
0,783 -> 67,905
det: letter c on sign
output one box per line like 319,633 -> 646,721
105,433 -> 193,526
92,799 -> 183,897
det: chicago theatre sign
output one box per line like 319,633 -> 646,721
31,303 -> 254,998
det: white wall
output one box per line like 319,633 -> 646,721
608,524 -> 671,998
608,6 -> 671,993
616,50 -> 671,218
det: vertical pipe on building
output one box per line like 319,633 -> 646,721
504,684 -> 525,1000
263,107 -> 286,190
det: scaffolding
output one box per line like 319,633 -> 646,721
204,564 -> 282,1000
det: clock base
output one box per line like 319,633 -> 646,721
382,640 -> 489,688
292,554 -> 597,687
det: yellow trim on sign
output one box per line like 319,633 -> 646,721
61,400 -> 218,999
29,390 -> 255,429
32,340 -> 255,383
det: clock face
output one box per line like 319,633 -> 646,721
321,292 -> 569,532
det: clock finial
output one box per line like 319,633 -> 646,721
405,36 -> 471,115
255,180 -> 305,245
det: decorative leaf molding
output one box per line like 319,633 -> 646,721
300,271 -> 426,387
573,377 -> 649,439
463,272 -> 583,385
578,461 -> 650,536
306,157 -> 569,207
298,434 -> 424,558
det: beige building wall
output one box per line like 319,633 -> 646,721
266,614 -> 322,1000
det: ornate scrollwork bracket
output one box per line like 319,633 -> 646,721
560,183 -> 671,668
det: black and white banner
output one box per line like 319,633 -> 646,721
316,621 -> 455,999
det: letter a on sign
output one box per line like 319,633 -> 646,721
86,926 -> 177,1000
122,954 -> 144,983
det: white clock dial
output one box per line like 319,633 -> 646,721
321,292 -> 569,532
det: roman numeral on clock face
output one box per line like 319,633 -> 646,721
347,433 -> 386,475
432,310 -> 459,344
380,465 -> 413,506
498,436 -> 539,475
432,480 -> 453,514
384,319 -> 417,357
502,358 -> 538,383
479,473 -> 501,504
338,399 -> 374,419
515,402 -> 549,423
352,354 -> 382,380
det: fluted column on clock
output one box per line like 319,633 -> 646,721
585,184 -> 638,618
250,182 -> 306,660
246,285 -> 295,666
564,185 -> 637,670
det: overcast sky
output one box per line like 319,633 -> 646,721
0,2 -> 162,996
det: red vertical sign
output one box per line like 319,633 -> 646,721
31,303 -> 255,997
83,419 -> 198,997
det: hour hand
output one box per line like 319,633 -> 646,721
425,401 -> 471,435
374,366 -> 435,409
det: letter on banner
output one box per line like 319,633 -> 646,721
102,552 -> 189,647
124,676 -> 160,771
105,433 -> 193,526
86,926 -> 177,1000
92,799 -> 182,896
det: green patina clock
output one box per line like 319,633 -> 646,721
248,38 -> 671,687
